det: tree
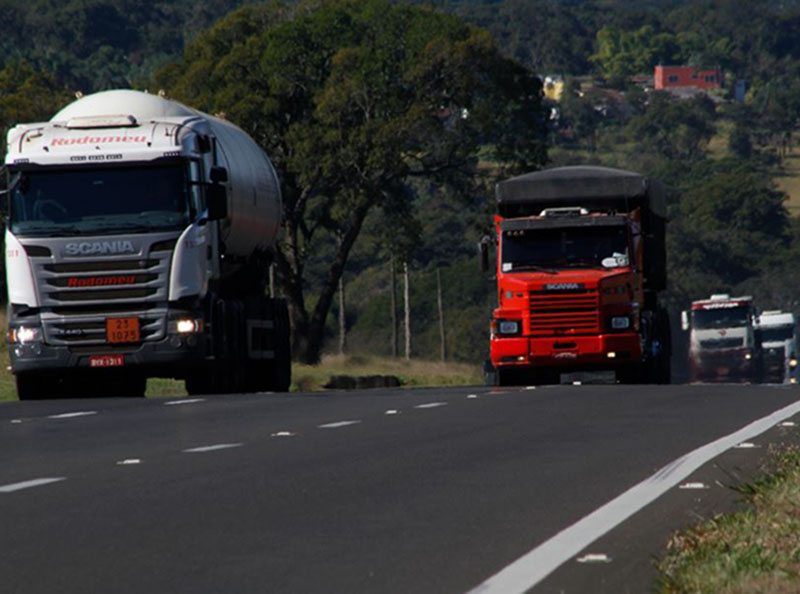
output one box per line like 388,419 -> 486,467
155,0 -> 547,363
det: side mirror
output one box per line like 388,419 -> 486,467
478,236 -> 490,273
206,184 -> 228,221
681,310 -> 689,331
209,166 -> 228,183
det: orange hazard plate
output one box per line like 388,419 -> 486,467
106,317 -> 140,344
89,354 -> 124,368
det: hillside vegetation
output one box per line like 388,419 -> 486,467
1,0 -> 800,369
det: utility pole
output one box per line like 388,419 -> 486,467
404,261 -> 411,361
390,256 -> 398,358
437,267 -> 446,362
338,274 -> 346,355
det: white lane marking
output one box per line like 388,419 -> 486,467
183,443 -> 243,453
116,459 -> 141,465
466,398 -> 800,594
318,420 -> 362,429
735,442 -> 759,449
576,553 -> 612,564
467,394 -> 479,399
778,421 -> 796,427
48,411 -> 97,419
271,431 -> 295,437
385,410 -> 400,415
414,402 -> 447,409
164,398 -> 205,406
524,386 -> 537,390
0,478 -> 66,493
679,482 -> 709,490
572,381 -> 582,386
10,419 -> 22,424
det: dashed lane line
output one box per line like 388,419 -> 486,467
183,443 -> 243,453
318,420 -> 362,429
414,402 -> 448,409
48,411 -> 98,419
0,478 -> 66,493
164,398 -> 206,406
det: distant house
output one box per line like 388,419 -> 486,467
654,66 -> 724,91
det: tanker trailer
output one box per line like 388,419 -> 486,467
3,89 -> 290,399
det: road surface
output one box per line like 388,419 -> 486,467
1,383 -> 798,593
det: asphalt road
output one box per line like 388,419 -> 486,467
1,383 -> 799,594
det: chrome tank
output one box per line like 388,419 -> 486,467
50,89 -> 282,259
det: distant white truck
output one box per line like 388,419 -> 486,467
756,311 -> 798,384
682,294 -> 762,383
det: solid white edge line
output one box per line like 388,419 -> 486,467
0,477 -> 66,493
466,399 -> 800,594
183,443 -> 243,453
318,420 -> 362,429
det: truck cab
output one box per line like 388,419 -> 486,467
683,294 -> 761,383
756,310 -> 798,384
487,166 -> 670,385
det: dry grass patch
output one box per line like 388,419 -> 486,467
291,354 -> 481,392
656,446 -> 800,593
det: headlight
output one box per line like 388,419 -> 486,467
610,316 -> 630,330
174,319 -> 202,334
744,352 -> 752,360
498,320 -> 520,335
8,326 -> 42,345
790,358 -> 797,368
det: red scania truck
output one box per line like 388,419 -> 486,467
484,166 -> 671,385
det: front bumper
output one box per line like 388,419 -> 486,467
689,350 -> 756,381
491,333 -> 643,369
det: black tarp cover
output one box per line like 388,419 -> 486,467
496,166 -> 666,218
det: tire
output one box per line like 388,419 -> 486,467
265,299 -> 291,392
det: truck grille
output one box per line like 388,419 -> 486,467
36,257 -> 168,306
34,253 -> 172,346
529,289 -> 600,335
41,311 -> 167,346
699,337 -> 744,349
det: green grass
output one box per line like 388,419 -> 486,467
655,446 -> 800,593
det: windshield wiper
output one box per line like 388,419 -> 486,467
508,263 -> 559,274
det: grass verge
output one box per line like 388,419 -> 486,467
655,446 -> 800,593
291,354 -> 482,392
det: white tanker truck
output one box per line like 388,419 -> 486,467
2,90 -> 290,399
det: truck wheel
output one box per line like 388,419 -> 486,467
267,300 -> 291,392
15,373 -> 50,400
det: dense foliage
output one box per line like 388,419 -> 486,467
3,0 -> 800,367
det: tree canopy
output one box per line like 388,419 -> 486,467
155,0 -> 547,363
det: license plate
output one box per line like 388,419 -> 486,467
89,354 -> 124,368
106,317 -> 140,343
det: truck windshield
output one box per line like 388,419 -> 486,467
9,164 -> 191,237
501,225 -> 629,271
692,307 -> 750,329
760,327 -> 795,342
